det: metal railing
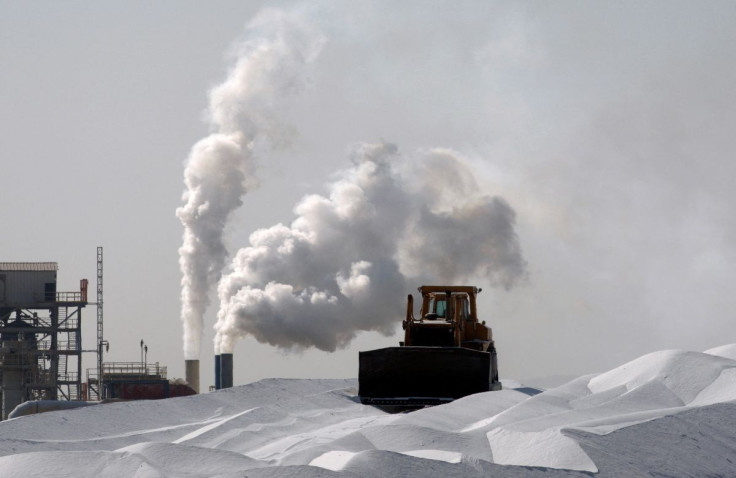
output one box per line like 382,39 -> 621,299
55,291 -> 84,302
100,362 -> 167,379
57,372 -> 79,383
29,291 -> 85,303
0,262 -> 57,272
35,339 -> 78,352
59,317 -> 79,329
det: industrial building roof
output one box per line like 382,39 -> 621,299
0,262 -> 58,272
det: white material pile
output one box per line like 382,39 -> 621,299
1,345 -> 735,477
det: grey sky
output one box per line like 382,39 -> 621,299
2,1 -> 735,388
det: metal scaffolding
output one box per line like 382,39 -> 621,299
0,264 -> 88,419
86,247 -> 106,402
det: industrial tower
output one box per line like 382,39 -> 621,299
0,263 -> 88,419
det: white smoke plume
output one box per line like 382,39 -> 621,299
177,10 -> 325,360
214,143 -> 526,354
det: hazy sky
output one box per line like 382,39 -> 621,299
2,1 -> 735,389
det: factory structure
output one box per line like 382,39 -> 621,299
0,249 -> 200,420
0,262 -> 88,419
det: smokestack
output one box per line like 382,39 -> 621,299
185,359 -> 200,394
177,13 -> 326,363
220,353 -> 233,389
214,354 -> 221,390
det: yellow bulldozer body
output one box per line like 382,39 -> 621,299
359,285 -> 501,408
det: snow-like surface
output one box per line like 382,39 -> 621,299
705,343 -> 736,361
2,346 -> 736,477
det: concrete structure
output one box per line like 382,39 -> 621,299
220,353 -> 233,389
185,359 -> 199,394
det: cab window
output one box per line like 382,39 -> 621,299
433,299 -> 446,317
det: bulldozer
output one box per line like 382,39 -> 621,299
359,285 -> 501,408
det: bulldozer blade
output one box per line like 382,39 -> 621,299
358,346 -> 496,406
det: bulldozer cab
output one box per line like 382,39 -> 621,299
407,286 -> 491,350
417,286 -> 478,323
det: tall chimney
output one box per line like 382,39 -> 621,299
214,354 -> 221,390
185,359 -> 200,394
220,353 -> 233,389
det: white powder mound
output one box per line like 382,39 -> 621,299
116,441 -> 261,474
1,348 -> 736,477
704,343 -> 736,361
0,450 -> 151,478
401,449 -> 462,463
588,349 -> 736,404
309,450 -> 358,471
478,349 -> 736,472
487,427 -> 597,472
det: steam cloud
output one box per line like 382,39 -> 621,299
214,143 -> 526,354
177,10 -> 325,359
